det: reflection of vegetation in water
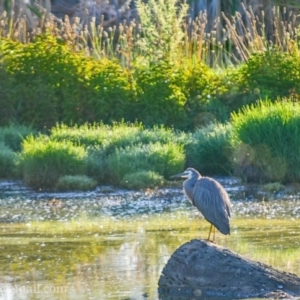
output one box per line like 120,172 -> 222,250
1,214 -> 300,298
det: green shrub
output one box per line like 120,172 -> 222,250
71,58 -> 135,124
218,49 -> 300,114
121,170 -> 164,189
51,123 -> 188,185
86,146 -> 108,183
0,35 -> 83,130
185,123 -> 233,175
0,66 -> 16,126
107,142 -> 185,184
0,142 -> 16,178
183,61 -> 228,128
56,175 -> 97,191
0,124 -> 36,151
210,68 -> 256,118
0,36 -> 135,129
133,61 -> 187,128
262,182 -> 284,194
19,136 -> 88,189
238,50 -> 300,100
230,99 -> 300,183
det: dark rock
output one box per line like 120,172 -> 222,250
158,239 -> 300,299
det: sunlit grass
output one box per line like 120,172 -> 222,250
231,100 -> 300,183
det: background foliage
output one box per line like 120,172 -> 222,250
230,100 -> 300,183
1,0 -> 300,187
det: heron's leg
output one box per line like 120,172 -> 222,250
207,224 -> 213,241
213,226 -> 216,242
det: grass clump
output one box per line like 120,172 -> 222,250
262,182 -> 284,194
86,147 -> 108,183
107,142 -> 185,184
0,124 -> 36,152
56,175 -> 97,192
185,123 -> 233,175
19,136 -> 87,190
0,142 -> 16,178
230,99 -> 300,183
14,123 -> 188,189
121,171 -> 164,190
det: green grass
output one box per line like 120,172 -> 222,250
121,170 -> 164,190
185,123 -> 233,175
19,135 -> 88,189
107,142 -> 185,184
56,175 -> 97,191
0,124 -> 36,152
50,123 -> 188,188
0,142 -> 16,178
262,182 -> 284,194
231,99 -> 300,182
3,100 -> 300,188
0,123 -> 187,189
51,123 -> 187,153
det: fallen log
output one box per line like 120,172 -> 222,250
158,239 -> 300,299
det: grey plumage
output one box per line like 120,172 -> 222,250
171,167 -> 232,241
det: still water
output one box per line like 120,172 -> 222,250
0,179 -> 300,299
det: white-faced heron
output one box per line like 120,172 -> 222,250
171,167 -> 232,243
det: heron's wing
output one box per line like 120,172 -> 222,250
192,177 -> 232,234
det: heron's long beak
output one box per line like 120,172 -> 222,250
170,172 -> 185,179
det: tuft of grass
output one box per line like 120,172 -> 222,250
121,170 -> 164,190
230,99 -> 300,183
56,175 -> 97,191
262,182 -> 284,194
185,123 -> 233,175
85,146 -> 108,183
19,135 -> 88,190
0,124 -> 36,152
107,142 -> 185,184
0,142 -> 16,178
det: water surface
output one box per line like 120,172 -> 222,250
0,179 -> 300,299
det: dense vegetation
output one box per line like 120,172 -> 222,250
1,36 -> 300,131
0,107 -> 299,191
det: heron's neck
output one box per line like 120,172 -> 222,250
183,175 -> 200,203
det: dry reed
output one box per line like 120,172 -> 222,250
0,0 -> 299,68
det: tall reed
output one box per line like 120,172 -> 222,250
1,1 -> 299,68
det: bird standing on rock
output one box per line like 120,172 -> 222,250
171,168 -> 232,243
